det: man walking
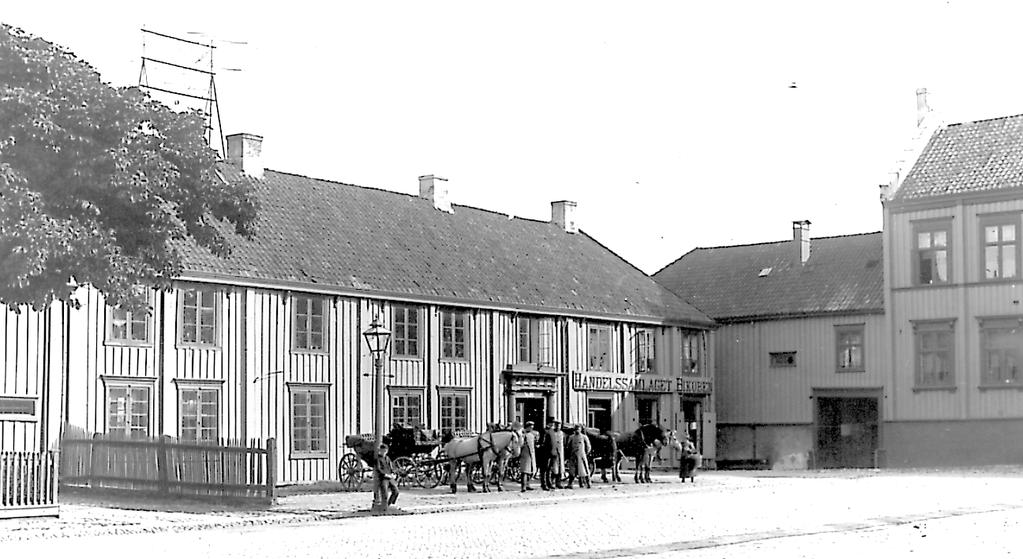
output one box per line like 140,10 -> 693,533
548,420 -> 566,489
519,421 -> 538,491
567,425 -> 592,488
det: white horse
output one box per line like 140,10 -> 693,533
444,429 -> 522,494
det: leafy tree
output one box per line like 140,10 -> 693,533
0,24 -> 257,311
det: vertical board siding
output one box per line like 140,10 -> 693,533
0,302 -> 44,452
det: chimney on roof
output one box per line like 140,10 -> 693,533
792,220 -> 811,265
226,133 -> 264,180
551,200 -> 578,233
418,174 -> 452,213
916,88 -> 931,128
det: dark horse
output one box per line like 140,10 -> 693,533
616,424 -> 680,483
582,427 -> 622,483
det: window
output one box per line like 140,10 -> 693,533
982,220 -> 1018,280
637,396 -> 659,426
587,324 -> 612,371
180,287 -> 218,346
439,392 -> 468,433
516,316 -> 554,366
914,321 -> 955,388
980,318 -> 1023,386
293,295 -> 327,352
770,351 -> 796,368
392,305 -> 421,358
681,330 -> 702,375
390,391 -> 423,429
441,310 -> 468,359
915,223 -> 951,285
106,383 -> 151,438
179,387 -> 219,443
107,307 -> 150,344
634,328 -> 656,373
291,386 -> 328,455
836,325 -> 865,372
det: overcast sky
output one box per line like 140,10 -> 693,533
5,1 -> 1023,274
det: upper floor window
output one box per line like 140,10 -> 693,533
517,316 -> 554,366
293,295 -> 327,352
180,287 -> 218,346
914,320 -> 955,389
441,310 -> 468,360
634,328 -> 656,373
982,220 -> 1018,280
108,307 -> 150,344
681,330 -> 702,375
836,324 -> 865,372
980,317 -> 1022,386
587,324 -> 612,371
915,223 -> 951,285
392,305 -> 421,358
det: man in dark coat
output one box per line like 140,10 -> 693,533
537,417 -> 554,490
547,420 -> 566,489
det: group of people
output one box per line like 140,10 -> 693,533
517,417 -> 593,492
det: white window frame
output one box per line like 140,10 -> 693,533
106,306 -> 152,346
914,221 -> 952,286
104,378 -> 154,438
0,395 -> 38,422
634,327 -> 656,373
516,315 -> 555,366
681,330 -> 702,376
835,324 -> 866,373
587,324 -> 612,372
392,305 -> 422,359
979,317 -> 1023,387
292,295 -> 328,353
441,309 -> 469,360
913,320 -> 955,389
289,384 -> 329,458
389,388 -> 424,429
438,390 -> 469,433
980,217 -> 1019,281
177,382 -> 221,443
178,286 -> 220,348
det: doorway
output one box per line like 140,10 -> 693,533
681,399 -> 702,452
587,398 -> 612,432
636,396 -> 659,426
515,397 -> 546,429
815,396 -> 879,468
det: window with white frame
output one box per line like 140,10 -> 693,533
293,295 -> 327,352
106,382 -> 151,438
634,328 -> 656,373
441,310 -> 468,359
439,392 -> 468,433
914,321 -> 955,388
392,305 -> 421,358
516,316 -> 554,366
915,223 -> 951,285
390,390 -> 423,429
291,386 -> 328,455
107,307 -> 150,344
587,324 -> 612,371
180,287 -> 218,346
681,330 -> 702,375
836,324 -> 865,372
179,386 -> 219,443
982,219 -> 1018,280
980,317 -> 1023,386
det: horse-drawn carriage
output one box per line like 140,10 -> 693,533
337,425 -> 447,491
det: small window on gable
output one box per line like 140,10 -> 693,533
770,351 -> 796,368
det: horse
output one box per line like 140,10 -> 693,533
583,427 -> 622,483
616,424 -> 681,483
443,428 -> 523,494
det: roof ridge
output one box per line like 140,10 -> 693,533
690,230 -> 881,252
944,112 -> 1023,128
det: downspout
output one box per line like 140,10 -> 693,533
157,290 -> 166,436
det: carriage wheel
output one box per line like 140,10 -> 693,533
420,460 -> 446,488
471,463 -> 485,485
393,457 -> 417,488
504,460 -> 521,482
338,453 -> 365,492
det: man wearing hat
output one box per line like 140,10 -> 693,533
537,417 -> 554,490
519,421 -> 538,491
546,419 -> 566,489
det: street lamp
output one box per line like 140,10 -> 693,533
362,316 -> 391,511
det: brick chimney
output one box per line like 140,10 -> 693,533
793,220 -> 811,265
551,200 -> 578,233
418,175 -> 452,213
226,133 -> 264,180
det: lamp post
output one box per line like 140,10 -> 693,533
362,316 -> 391,511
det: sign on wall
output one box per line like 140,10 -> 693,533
677,377 -> 713,394
571,372 -> 674,393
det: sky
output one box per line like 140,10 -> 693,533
6,1 -> 1023,274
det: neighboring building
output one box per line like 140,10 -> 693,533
881,111 -> 1023,467
50,133 -> 715,484
654,225 -> 886,469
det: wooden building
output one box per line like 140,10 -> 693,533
654,226 -> 886,469
50,133 -> 715,484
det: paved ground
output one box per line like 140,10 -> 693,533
4,467 -> 1023,557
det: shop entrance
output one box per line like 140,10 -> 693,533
587,398 -> 612,432
815,395 -> 879,469
681,399 -> 702,452
515,397 -> 546,429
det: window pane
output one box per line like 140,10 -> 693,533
933,231 -> 947,247
1003,224 -> 1016,242
917,232 -> 931,249
200,326 -> 215,344
985,225 -> 999,243
935,250 -> 948,282
1004,246 -> 1017,278
986,246 -> 1000,278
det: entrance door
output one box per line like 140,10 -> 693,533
816,397 -> 879,468
515,397 -> 546,429
587,398 -> 612,432
681,399 -> 701,452
637,396 -> 659,426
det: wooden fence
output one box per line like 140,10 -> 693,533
60,434 -> 276,503
1,450 -> 60,518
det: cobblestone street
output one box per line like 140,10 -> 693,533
4,468 -> 1023,557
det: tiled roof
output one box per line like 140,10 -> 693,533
896,114 -> 1023,202
177,165 -> 713,327
652,233 -> 883,322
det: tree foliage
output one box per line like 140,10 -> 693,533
0,24 -> 257,311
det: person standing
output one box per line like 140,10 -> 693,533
373,443 -> 399,509
548,420 -> 566,489
519,421 -> 538,491
537,417 -> 554,490
567,425 -> 592,488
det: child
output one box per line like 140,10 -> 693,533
374,443 -> 399,507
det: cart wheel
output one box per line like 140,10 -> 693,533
420,460 -> 444,488
338,453 -> 364,492
393,457 -> 417,488
504,460 -> 521,482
